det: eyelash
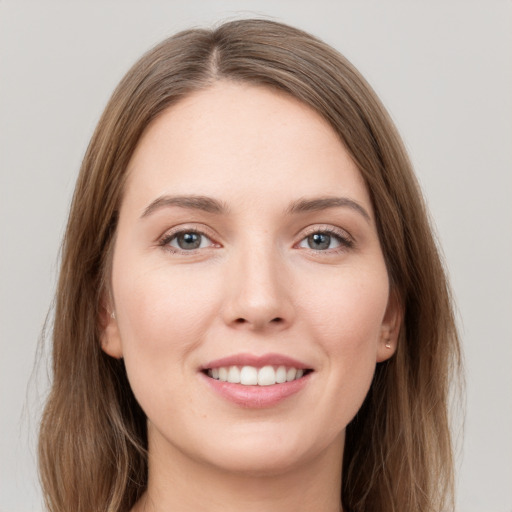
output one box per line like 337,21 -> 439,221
158,227 -> 217,254
298,226 -> 354,254
158,226 -> 354,255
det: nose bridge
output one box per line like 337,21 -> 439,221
223,233 -> 292,330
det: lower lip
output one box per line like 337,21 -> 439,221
200,372 -> 311,408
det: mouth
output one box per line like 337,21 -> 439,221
202,365 -> 313,386
200,354 -> 313,407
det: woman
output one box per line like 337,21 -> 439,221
38,18 -> 461,512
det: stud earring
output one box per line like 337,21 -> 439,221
385,341 -> 392,349
110,311 -> 116,319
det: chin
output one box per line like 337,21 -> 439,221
206,445 -> 311,477
189,423 -> 343,477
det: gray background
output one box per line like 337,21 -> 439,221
1,1 -> 511,511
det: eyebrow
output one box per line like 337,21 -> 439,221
141,195 -> 229,218
286,196 -> 371,222
141,194 -> 371,222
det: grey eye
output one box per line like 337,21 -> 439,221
169,232 -> 212,250
307,233 -> 331,250
298,231 -> 343,251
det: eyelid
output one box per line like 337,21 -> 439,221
156,223 -> 354,254
299,224 -> 353,241
158,224 -> 221,253
295,224 -> 355,251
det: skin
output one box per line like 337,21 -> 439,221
102,81 -> 400,512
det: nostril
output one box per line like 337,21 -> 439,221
233,317 -> 283,325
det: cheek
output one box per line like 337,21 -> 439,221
115,264 -> 222,348
302,265 -> 389,348
299,264 -> 389,404
111,257 -> 223,392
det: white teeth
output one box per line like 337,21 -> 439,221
227,366 -> 241,383
208,365 -> 308,386
218,367 -> 228,382
276,365 -> 287,384
257,365 -> 276,386
240,366 -> 258,385
286,368 -> 297,382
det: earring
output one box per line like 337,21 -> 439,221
383,327 -> 393,349
110,311 -> 116,319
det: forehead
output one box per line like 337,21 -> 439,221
124,81 -> 371,213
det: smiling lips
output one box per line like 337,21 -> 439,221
201,353 -> 313,407
207,365 -> 305,385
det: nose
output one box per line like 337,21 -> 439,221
221,241 -> 295,332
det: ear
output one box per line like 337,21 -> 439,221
376,288 -> 403,363
98,297 -> 123,359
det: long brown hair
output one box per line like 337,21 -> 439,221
39,19 -> 461,512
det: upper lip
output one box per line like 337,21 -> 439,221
201,353 -> 311,370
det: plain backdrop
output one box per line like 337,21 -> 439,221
1,1 -> 511,511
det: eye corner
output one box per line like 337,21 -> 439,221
295,226 -> 355,253
158,225 -> 221,254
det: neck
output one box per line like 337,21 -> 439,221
133,429 -> 344,512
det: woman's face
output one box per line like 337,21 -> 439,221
102,82 -> 399,475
